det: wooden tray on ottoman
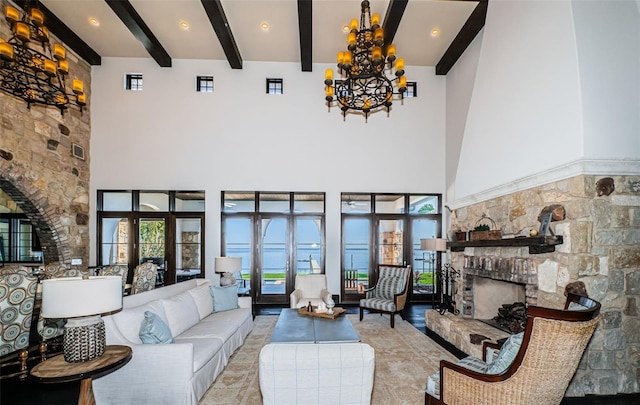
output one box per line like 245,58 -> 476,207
297,306 -> 346,319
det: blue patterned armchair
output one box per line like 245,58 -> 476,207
359,264 -> 411,328
132,262 -> 158,294
0,273 -> 38,380
100,264 -> 129,294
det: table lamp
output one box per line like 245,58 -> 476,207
41,276 -> 123,363
215,256 -> 241,286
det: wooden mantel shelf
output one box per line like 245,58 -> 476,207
447,235 -> 563,254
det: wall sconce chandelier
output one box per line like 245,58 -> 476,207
324,0 -> 407,121
0,1 -> 86,115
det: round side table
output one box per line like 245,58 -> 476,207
31,345 -> 132,405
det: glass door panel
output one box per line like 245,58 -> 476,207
411,218 -> 439,301
175,218 -> 202,283
342,218 -> 370,301
100,217 -> 130,266
259,217 -> 289,303
223,217 -> 252,296
378,219 -> 404,266
295,217 -> 323,274
138,218 -> 166,288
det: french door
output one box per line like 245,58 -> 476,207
341,193 -> 442,304
221,191 -> 326,305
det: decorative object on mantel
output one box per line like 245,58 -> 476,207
214,256 -> 241,286
0,1 -> 87,114
537,204 -> 566,222
469,214 -> 502,241
595,177 -> 615,196
323,0 -> 407,121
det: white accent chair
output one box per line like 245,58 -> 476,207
289,274 -> 332,309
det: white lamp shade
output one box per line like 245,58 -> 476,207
41,276 -> 123,318
420,238 -> 448,252
215,256 -> 241,273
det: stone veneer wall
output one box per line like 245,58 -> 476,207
449,174 -> 640,396
0,16 -> 92,265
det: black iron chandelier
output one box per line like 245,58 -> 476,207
324,0 -> 406,121
0,1 -> 86,115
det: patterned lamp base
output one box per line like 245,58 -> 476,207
63,315 -> 106,363
219,272 -> 236,286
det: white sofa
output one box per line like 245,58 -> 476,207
259,343 -> 375,405
93,277 -> 253,405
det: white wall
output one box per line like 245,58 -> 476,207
572,0 -> 640,158
445,30 -> 484,204
450,0 -> 640,203
89,58 -> 446,293
455,0 -> 584,199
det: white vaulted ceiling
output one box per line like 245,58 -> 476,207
32,0 -> 482,73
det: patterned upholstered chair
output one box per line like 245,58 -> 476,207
0,273 -> 38,380
99,265 -> 129,294
425,293 -> 601,405
131,262 -> 158,294
359,264 -> 411,328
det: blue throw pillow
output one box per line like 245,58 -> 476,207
486,332 -> 524,374
139,311 -> 174,344
210,285 -> 239,312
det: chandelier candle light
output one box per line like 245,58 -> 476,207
0,1 -> 86,114
324,0 -> 407,121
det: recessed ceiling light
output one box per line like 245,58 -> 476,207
179,20 -> 189,30
342,25 -> 350,33
88,17 -> 99,27
260,22 -> 269,31
431,28 -> 440,37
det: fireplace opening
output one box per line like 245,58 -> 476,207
473,277 -> 526,334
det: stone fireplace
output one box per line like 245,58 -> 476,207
426,174 -> 640,397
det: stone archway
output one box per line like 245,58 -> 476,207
0,175 -> 63,264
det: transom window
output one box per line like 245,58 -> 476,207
125,74 -> 143,91
197,76 -> 214,93
266,78 -> 283,95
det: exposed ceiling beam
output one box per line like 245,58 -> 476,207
297,0 -> 312,72
382,0 -> 408,48
13,0 -> 101,65
105,0 -> 171,68
201,0 -> 242,69
436,0 -> 488,75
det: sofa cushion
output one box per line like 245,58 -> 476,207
162,291 -> 200,337
188,284 -> 214,320
210,285 -> 239,312
487,332 -> 524,374
111,299 -> 168,344
139,311 -> 174,344
174,337 -> 224,373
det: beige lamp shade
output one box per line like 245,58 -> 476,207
420,238 -> 448,252
215,257 -> 241,273
41,276 -> 123,319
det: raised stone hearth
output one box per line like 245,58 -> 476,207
426,309 -> 509,359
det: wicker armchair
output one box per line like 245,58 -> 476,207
359,264 -> 411,328
425,293 -> 601,405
